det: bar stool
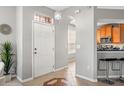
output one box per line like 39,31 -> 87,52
99,58 -> 117,85
118,58 -> 124,83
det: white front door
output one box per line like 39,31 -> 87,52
33,22 -> 55,78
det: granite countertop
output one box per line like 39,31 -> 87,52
97,50 -> 124,53
97,49 -> 124,51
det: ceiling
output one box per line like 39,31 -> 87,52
98,19 -> 124,24
98,6 -> 124,9
47,6 -> 124,11
47,6 -> 70,11
97,19 -> 124,27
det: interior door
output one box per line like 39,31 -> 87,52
33,22 -> 55,78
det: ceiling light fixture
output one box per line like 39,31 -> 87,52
74,10 -> 80,14
54,11 -> 62,20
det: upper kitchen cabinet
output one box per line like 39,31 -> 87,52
112,24 -> 124,43
97,24 -> 124,44
97,29 -> 100,44
100,26 -> 106,37
112,24 -> 120,43
120,24 -> 124,43
99,24 -> 112,38
97,24 -> 112,44
106,25 -> 112,37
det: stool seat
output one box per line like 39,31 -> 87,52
116,58 -> 124,83
99,58 -> 117,61
99,58 -> 117,85
118,58 -> 124,61
98,58 -> 124,84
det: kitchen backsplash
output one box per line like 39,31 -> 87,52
97,43 -> 124,51
112,44 -> 124,49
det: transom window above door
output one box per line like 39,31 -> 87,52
34,12 -> 53,24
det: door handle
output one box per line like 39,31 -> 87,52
34,52 -> 37,54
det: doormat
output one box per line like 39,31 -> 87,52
43,78 -> 68,86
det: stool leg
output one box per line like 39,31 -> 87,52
105,61 -> 114,85
106,61 -> 109,80
119,61 -> 124,83
120,61 -> 122,78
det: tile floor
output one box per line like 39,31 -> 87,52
3,61 -> 124,86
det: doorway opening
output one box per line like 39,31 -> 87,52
68,24 -> 76,76
96,18 -> 124,81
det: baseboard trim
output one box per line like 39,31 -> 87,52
76,74 -> 97,82
0,76 -> 5,79
17,76 -> 33,83
17,76 -> 23,82
55,66 -> 68,72
97,75 -> 124,78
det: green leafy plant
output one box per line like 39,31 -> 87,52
0,41 -> 14,75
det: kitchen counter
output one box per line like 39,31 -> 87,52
97,50 -> 124,77
97,49 -> 124,78
97,50 -> 124,53
97,51 -> 124,59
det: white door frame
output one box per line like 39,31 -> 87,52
32,21 -> 55,79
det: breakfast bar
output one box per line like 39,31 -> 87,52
97,51 -> 124,84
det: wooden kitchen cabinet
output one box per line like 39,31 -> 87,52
106,25 -> 112,37
112,24 -> 124,43
120,24 -> 124,43
97,29 -> 100,44
99,25 -> 112,38
100,26 -> 106,37
97,24 -> 124,44
112,24 -> 120,43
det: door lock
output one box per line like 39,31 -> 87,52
34,52 -> 37,54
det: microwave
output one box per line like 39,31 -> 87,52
100,37 -> 112,44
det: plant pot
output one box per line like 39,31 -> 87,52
5,74 -> 11,82
0,76 -> 5,85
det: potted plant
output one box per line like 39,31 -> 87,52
0,41 -> 14,82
